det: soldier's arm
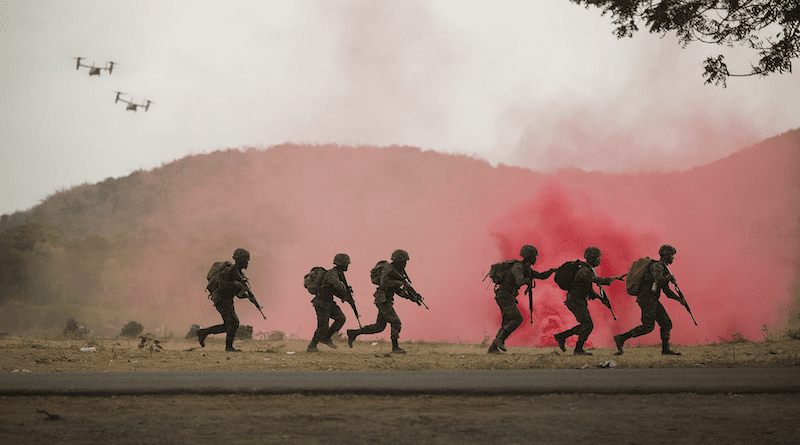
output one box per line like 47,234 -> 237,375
379,265 -> 405,291
326,270 -> 352,301
651,262 -> 674,289
531,268 -> 554,280
511,262 -> 528,288
217,265 -> 244,294
587,266 -> 618,286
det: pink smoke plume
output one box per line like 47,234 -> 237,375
114,133 -> 797,348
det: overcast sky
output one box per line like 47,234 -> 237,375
2,0 -> 798,215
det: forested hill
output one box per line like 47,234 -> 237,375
0,129 -> 797,343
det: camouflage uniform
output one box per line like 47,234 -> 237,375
614,253 -> 683,355
554,262 -> 616,355
198,263 -> 244,350
347,250 -> 415,353
197,248 -> 250,352
489,261 -> 553,353
308,267 -> 351,351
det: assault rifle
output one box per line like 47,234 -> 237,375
398,270 -> 429,310
595,284 -> 617,321
664,265 -> 697,325
344,285 -> 363,328
527,279 -> 535,324
233,268 -> 267,320
591,267 -> 618,320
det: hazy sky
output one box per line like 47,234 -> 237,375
2,0 -> 798,215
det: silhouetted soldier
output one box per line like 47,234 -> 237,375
347,249 -> 419,354
196,248 -> 251,352
488,245 -> 555,354
614,244 -> 683,356
554,246 -> 625,355
307,253 -> 354,352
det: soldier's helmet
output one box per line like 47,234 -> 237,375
519,244 -> 538,259
391,249 -> 410,262
333,253 -> 351,267
584,246 -> 601,259
232,248 -> 251,262
658,244 -> 677,256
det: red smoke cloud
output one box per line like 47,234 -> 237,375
110,133 -> 797,347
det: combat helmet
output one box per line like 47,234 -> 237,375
658,244 -> 677,256
391,249 -> 410,262
333,253 -> 351,267
519,244 -> 538,259
584,246 -> 601,259
233,248 -> 250,262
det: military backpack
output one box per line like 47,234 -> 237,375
206,261 -> 232,295
484,259 -> 518,285
625,257 -> 656,296
554,260 -> 583,290
303,266 -> 327,295
370,260 -> 390,285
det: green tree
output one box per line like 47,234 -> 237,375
571,0 -> 800,86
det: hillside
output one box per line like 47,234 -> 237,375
1,130 -> 798,347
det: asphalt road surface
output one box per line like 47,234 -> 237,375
3,367 -> 799,396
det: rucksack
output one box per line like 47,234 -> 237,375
206,261 -> 232,295
554,260 -> 583,290
626,257 -> 656,296
485,259 -> 518,285
303,266 -> 327,294
370,260 -> 390,285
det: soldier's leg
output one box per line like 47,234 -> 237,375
614,297 -> 657,355
321,303 -> 346,348
572,303 -> 594,355
555,299 -> 586,353
197,300 -> 232,346
384,305 -> 404,353
308,302 -> 332,352
656,302 -> 679,355
491,297 -> 522,353
216,301 -> 240,352
348,303 -> 389,347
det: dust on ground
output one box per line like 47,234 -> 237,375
1,334 -> 799,445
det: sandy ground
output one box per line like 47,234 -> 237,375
1,334 -> 799,444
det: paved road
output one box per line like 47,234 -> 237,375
2,368 -> 799,396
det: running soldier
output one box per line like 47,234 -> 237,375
488,245 -> 556,354
613,244 -> 683,356
196,248 -> 252,352
554,247 -> 625,355
347,249 -> 421,354
307,253 -> 355,352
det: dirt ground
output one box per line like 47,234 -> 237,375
2,333 -> 799,444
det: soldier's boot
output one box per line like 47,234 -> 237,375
573,340 -> 592,356
307,340 -> 320,353
493,328 -> 507,352
613,334 -> 628,356
661,341 -> 681,356
391,336 -> 406,354
320,337 -> 338,349
347,329 -> 359,348
487,343 -> 501,354
554,332 -> 567,352
225,339 -> 241,352
196,328 -> 207,348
